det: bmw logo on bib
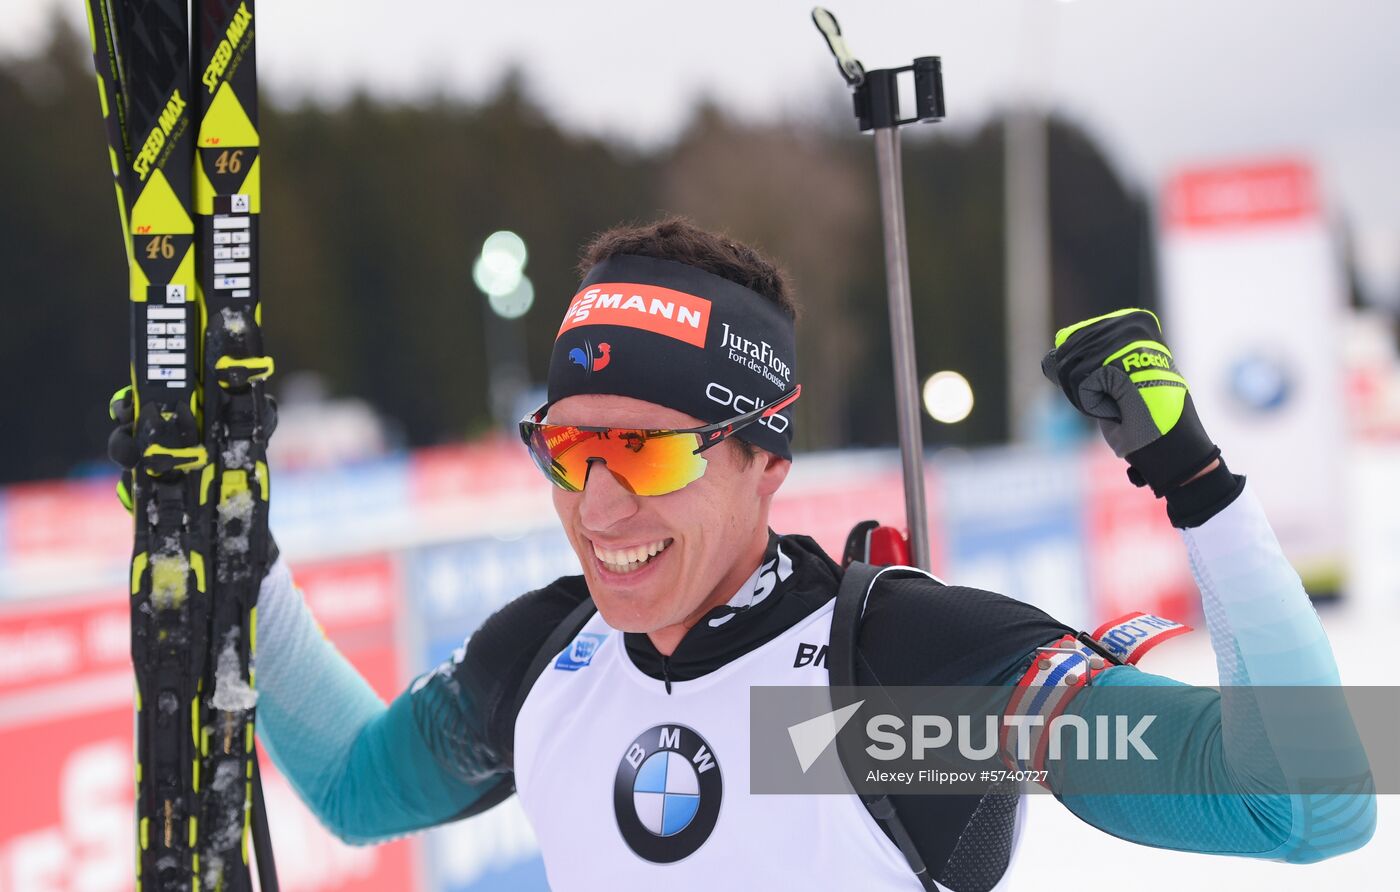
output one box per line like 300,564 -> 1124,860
614,724 -> 722,863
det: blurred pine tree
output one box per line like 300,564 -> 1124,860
2,19 -> 1164,482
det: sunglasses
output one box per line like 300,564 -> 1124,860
518,385 -> 801,496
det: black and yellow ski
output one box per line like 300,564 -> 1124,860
84,1 -> 276,889
192,2 -> 275,889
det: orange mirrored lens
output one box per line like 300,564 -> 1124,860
524,425 -> 708,496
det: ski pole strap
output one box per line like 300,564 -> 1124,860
830,561 -> 943,892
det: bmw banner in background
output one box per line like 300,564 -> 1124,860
405,529 -> 580,892
938,448 -> 1093,629
1160,159 -> 1347,594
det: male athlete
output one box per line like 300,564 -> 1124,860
239,218 -> 1372,890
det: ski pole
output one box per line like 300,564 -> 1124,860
252,756 -> 280,891
812,8 -> 945,571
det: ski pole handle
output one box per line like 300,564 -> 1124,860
812,7 -> 865,86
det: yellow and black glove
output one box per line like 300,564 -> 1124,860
1041,308 -> 1219,497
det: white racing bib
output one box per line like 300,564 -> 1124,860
513,599 -> 923,891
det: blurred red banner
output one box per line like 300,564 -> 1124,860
1164,159 -> 1317,230
0,553 -> 417,891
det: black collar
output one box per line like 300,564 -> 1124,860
622,531 -> 841,687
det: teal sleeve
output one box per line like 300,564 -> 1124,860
326,689 -> 504,844
1054,667 -> 1296,858
256,559 -> 503,843
1048,486 -> 1375,863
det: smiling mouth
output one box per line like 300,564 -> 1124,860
593,538 -> 673,575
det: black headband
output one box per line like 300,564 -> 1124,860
546,254 -> 799,458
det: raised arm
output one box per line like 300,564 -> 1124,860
1053,480 -> 1374,861
1038,309 -> 1374,861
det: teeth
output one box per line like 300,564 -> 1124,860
594,539 -> 670,574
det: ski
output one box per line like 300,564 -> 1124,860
84,2 -> 276,889
191,2 -> 272,888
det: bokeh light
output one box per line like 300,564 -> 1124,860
923,370 -> 974,423
472,230 -> 528,297
489,275 -> 535,319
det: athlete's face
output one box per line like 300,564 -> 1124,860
547,394 -> 790,652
